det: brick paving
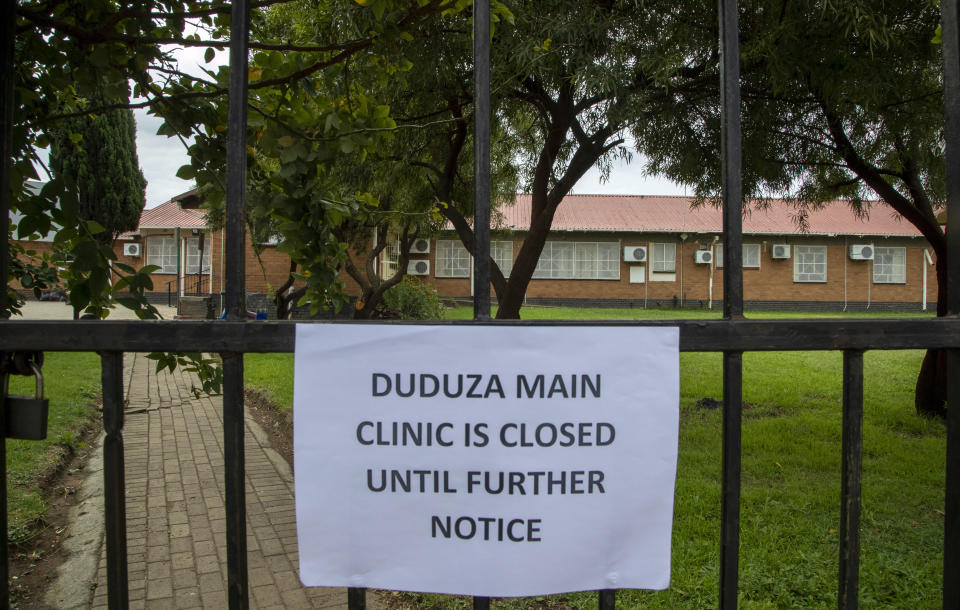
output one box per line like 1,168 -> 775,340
87,353 -> 355,609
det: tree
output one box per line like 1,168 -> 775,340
10,0 -> 453,321
49,106 -> 147,245
9,0 -> 450,393
641,1 -> 948,416
178,0 -> 518,319
451,0 -> 717,319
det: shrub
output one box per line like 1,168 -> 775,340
381,276 -> 444,320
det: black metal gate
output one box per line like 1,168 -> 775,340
2,1 -> 959,609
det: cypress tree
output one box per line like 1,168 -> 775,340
50,107 -> 147,244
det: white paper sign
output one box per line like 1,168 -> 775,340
294,324 -> 679,597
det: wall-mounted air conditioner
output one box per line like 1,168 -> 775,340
123,243 -> 141,257
623,246 -> 647,263
407,260 -> 431,276
771,244 -> 791,259
409,238 -> 431,254
850,244 -> 874,260
694,250 -> 713,264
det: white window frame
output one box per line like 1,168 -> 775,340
147,236 -> 177,274
185,236 -> 211,275
652,242 -> 676,273
435,240 -> 471,278
491,240 -> 514,277
743,243 -> 761,268
873,246 -> 906,284
533,241 -> 620,280
794,245 -> 827,283
715,243 -> 760,268
382,238 -> 400,277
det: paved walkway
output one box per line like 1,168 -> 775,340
78,353 -> 356,609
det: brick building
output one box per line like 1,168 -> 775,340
411,195 -> 939,311
115,190 -> 300,311
12,189 -> 940,314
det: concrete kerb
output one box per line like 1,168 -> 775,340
44,435 -> 106,609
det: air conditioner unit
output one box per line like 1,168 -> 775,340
407,260 -> 431,276
850,244 -> 874,260
694,250 -> 713,264
623,246 -> 647,263
771,244 -> 791,259
123,243 -> 141,257
409,238 -> 431,254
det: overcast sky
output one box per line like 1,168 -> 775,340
135,122 -> 687,208
128,39 -> 686,207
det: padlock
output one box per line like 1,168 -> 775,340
4,362 -> 49,441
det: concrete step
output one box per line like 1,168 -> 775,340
177,295 -> 213,319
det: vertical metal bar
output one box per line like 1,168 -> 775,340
469,0 -> 492,599
599,588 -> 616,609
942,3 -> 960,607
719,0 -> 743,319
0,0 -> 13,319
101,351 -> 129,609
718,0 -> 743,608
472,0 -> 491,321
0,2 -> 15,606
224,0 -> 251,607
222,352 -> 247,609
225,0 -> 250,321
946,350 -> 960,609
838,350 -> 863,610
720,351 -> 742,610
347,587 -> 366,610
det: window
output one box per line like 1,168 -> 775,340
185,237 -> 211,274
794,245 -> 827,282
491,241 -> 514,277
433,239 -> 513,278
873,246 -> 906,284
381,238 -> 400,278
715,243 -> 760,268
436,240 -> 470,277
533,242 -> 620,280
652,242 -> 676,273
147,236 -> 177,274
743,244 -> 760,268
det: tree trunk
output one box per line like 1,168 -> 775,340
274,261 -> 307,320
495,203 -> 557,319
346,224 -> 412,320
915,255 -> 948,418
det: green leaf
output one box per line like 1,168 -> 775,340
204,47 -> 216,63
16,215 -> 37,239
176,164 -> 196,179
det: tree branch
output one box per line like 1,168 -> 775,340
818,96 -> 944,252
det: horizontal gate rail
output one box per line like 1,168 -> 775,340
2,318 -> 960,353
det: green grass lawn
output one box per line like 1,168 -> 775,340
245,307 -> 946,608
6,352 -> 101,543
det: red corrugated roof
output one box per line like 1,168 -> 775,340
497,194 -> 924,237
137,198 -> 208,230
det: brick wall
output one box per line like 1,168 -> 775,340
419,232 -> 938,309
20,227 -> 935,312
